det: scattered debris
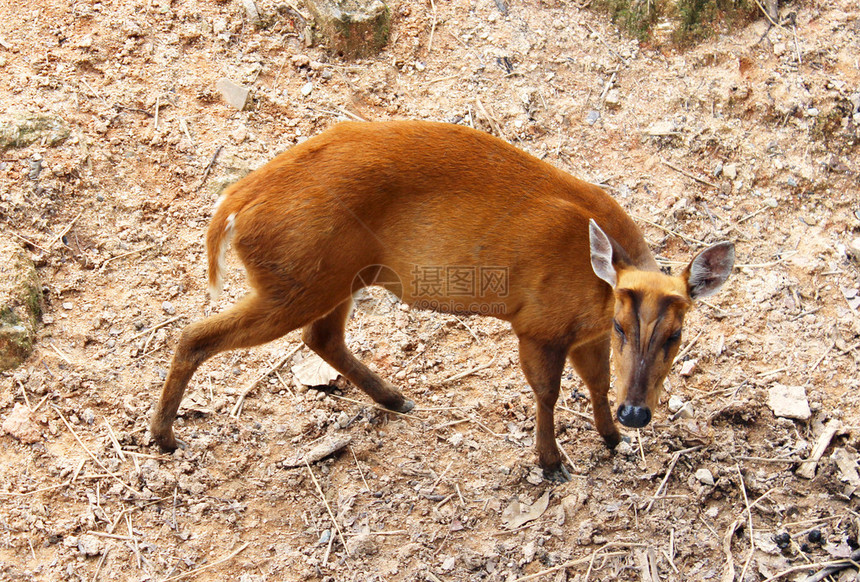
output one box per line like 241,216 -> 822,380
831,447 -> 860,495
501,491 -> 550,529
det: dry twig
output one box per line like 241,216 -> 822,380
162,542 -> 250,581
304,459 -> 350,556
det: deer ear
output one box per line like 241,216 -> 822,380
684,241 -> 735,300
589,219 -> 617,288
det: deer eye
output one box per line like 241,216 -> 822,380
666,330 -> 682,346
613,319 -> 625,337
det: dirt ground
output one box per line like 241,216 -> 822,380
1,0 -> 860,580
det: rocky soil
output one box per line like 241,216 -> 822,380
1,0 -> 859,580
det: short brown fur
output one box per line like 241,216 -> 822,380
151,120 -> 732,481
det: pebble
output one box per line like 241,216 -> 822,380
679,359 -> 697,377
767,383 -> 811,420
695,468 -> 715,486
615,440 -> 634,456
347,533 -> 378,557
441,556 -> 456,571
2,403 -> 41,444
848,237 -> 860,262
723,163 -> 738,180
215,78 -> 250,110
301,82 -> 314,97
77,534 -> 103,557
162,301 -> 175,315
604,89 -> 621,107
586,110 -> 600,125
674,402 -> 695,419
668,395 -> 685,414
62,302 -> 73,310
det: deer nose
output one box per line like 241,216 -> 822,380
617,404 -> 651,428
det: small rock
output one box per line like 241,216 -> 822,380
667,395 -> 685,414
62,302 -> 73,310
441,556 -> 456,571
767,383 -> 811,420
318,529 -> 331,545
645,120 -> 675,136
300,82 -> 314,97
586,110 -> 600,125
335,411 -> 350,428
215,78 -> 250,110
522,540 -> 537,562
604,89 -> 621,108
526,467 -> 544,485
674,402 -> 695,420
242,0 -> 260,22
615,440 -> 634,456
773,42 -> 787,56
2,403 -> 41,443
680,359 -> 697,377
77,534 -> 103,557
848,238 -> 860,262
162,301 -> 175,315
695,468 -> 715,486
347,533 -> 378,557
0,113 -> 70,149
723,163 -> 738,180
806,107 -> 819,117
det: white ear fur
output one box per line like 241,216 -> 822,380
687,242 -> 735,300
589,219 -> 617,288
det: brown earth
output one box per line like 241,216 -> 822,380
1,0 -> 859,580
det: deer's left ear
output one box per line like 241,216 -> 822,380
684,242 -> 735,300
589,219 -> 618,288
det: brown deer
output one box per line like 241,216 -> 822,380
151,120 -> 734,482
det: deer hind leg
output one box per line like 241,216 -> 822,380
568,337 -> 621,449
151,293 -> 312,450
302,297 -> 414,413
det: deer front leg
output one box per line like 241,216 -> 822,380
568,336 -> 621,449
517,336 -> 570,483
